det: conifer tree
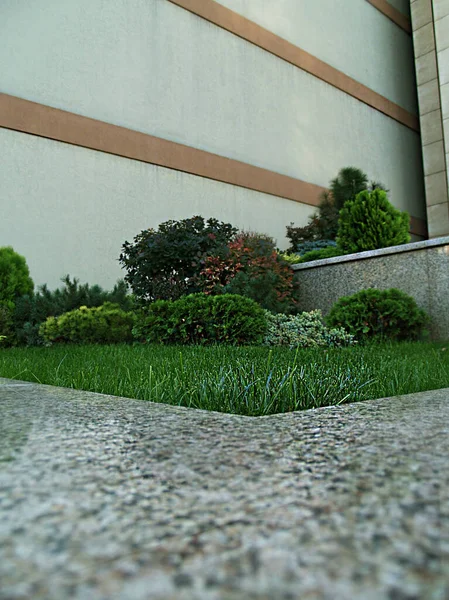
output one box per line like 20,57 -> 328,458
336,189 -> 410,253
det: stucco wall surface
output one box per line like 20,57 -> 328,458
0,128 -> 313,289
292,237 -> 449,340
215,0 -> 417,113
0,0 -> 425,218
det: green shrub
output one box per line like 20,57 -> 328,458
0,247 -> 34,308
264,310 -> 355,348
299,246 -> 346,263
133,293 -> 267,345
198,232 -> 299,314
286,167 -> 388,250
119,216 -> 237,302
277,252 -> 302,265
337,189 -> 410,253
13,276 -> 133,346
0,247 -> 34,343
327,288 -> 429,342
39,303 -> 135,344
0,304 -> 14,345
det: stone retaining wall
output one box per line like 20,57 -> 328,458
292,236 -> 449,340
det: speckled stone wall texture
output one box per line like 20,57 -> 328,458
292,237 -> 449,340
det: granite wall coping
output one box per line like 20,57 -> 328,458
291,235 -> 449,271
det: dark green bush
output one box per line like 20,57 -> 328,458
39,303 -> 135,344
13,276 -> 133,346
119,216 -> 238,302
327,288 -> 429,342
133,293 -> 267,345
299,246 -> 346,263
337,189 -> 410,253
330,167 -> 369,211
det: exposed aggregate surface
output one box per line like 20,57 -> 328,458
1,378 -> 449,599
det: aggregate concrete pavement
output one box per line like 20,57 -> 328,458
1,378 -> 448,599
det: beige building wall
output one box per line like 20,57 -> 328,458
411,0 -> 449,236
0,0 -> 427,287
0,128 -> 314,289
216,0 -> 417,112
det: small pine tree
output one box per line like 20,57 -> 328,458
330,167 -> 369,210
336,189 -> 410,253
286,167 -> 383,249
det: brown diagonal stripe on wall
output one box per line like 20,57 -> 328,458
0,93 -> 323,206
0,93 -> 426,237
365,0 -> 412,33
167,0 -> 418,132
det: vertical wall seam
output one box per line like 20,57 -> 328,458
430,0 -> 449,206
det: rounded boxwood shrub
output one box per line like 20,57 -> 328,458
337,189 -> 410,253
264,309 -> 355,348
0,247 -> 34,344
133,293 -> 267,345
326,288 -> 429,342
0,246 -> 34,308
39,303 -> 135,344
13,276 -> 133,347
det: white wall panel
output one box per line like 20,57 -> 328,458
215,0 -> 416,113
0,129 -> 314,289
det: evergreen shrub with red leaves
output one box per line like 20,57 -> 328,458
198,232 -> 298,314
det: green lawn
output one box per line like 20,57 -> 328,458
1,342 -> 448,416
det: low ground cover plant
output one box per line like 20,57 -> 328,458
297,246 -> 345,263
39,303 -> 135,344
8,275 -> 132,347
264,310 -> 355,348
2,342 -> 448,416
327,288 -> 429,342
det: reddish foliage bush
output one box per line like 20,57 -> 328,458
197,233 -> 298,313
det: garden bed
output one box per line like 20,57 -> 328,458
1,342 -> 449,416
